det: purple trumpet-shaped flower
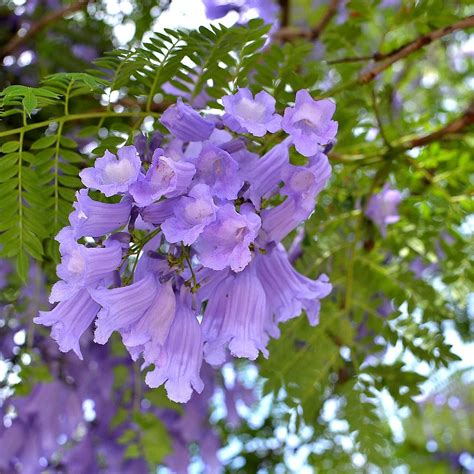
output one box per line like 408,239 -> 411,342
194,142 -> 242,200
195,203 -> 261,272
134,131 -> 163,163
50,228 -> 122,303
129,150 -> 196,206
255,244 -> 332,325
34,289 -> 100,359
161,98 -> 215,142
365,183 -> 402,236
222,88 -> 281,137
69,189 -> 132,238
90,273 -> 173,355
202,264 -> 270,364
140,198 -> 178,225
243,140 -> 289,208
162,184 -> 217,245
79,146 -> 141,197
282,90 -> 338,156
262,153 -> 331,242
145,292 -> 204,403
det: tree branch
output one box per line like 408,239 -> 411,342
0,0 -> 90,60
275,0 -> 341,41
358,15 -> 474,84
278,0 -> 291,28
402,102 -> 474,149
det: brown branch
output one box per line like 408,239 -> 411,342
275,0 -> 341,41
278,0 -> 291,28
0,0 -> 90,60
359,15 -> 474,84
402,103 -> 474,149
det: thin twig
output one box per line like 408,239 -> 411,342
401,103 -> 474,149
275,0 -> 341,41
0,0 -> 89,59
278,0 -> 291,27
358,15 -> 474,83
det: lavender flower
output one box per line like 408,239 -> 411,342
194,142 -> 242,200
162,184 -> 217,245
282,89 -> 338,157
195,203 -> 261,272
223,88 -> 281,137
79,146 -> 141,197
255,244 -> 332,325
161,98 -> 215,142
50,228 -> 122,303
202,264 -> 270,364
129,149 -> 196,206
34,289 -> 100,359
145,292 -> 204,403
365,183 -> 402,236
69,189 -> 132,238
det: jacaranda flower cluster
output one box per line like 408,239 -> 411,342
35,88 -> 336,403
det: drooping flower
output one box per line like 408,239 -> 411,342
243,140 -> 289,208
129,149 -> 196,206
162,184 -> 217,245
365,183 -> 402,236
90,273 -> 159,345
50,228 -> 122,303
202,0 -> 242,19
69,189 -> 132,238
202,264 -> 270,364
282,89 -> 338,156
195,203 -> 261,272
262,153 -> 331,243
194,142 -> 242,200
255,244 -> 332,326
145,291 -> 204,403
161,97 -> 215,142
134,131 -> 163,163
34,289 -> 100,359
79,146 -> 141,197
222,88 -> 281,137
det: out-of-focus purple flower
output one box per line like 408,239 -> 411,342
195,203 -> 261,272
202,0 -> 242,19
222,88 -> 281,137
69,189 -> 132,238
202,264 -> 270,364
365,183 -> 402,236
255,244 -> 332,325
129,150 -> 196,206
50,228 -> 122,303
161,98 -> 214,142
223,378 -> 255,428
79,146 -> 141,197
162,184 -> 217,245
162,69 -> 210,110
145,292 -> 204,403
194,142 -> 242,200
282,90 -> 338,157
72,44 -> 98,62
34,289 -> 100,359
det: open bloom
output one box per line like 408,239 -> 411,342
145,292 -> 204,403
282,90 -> 338,156
162,184 -> 217,245
161,98 -> 214,142
194,142 -> 242,200
365,183 -> 402,236
79,146 -> 141,196
69,189 -> 132,238
223,88 -> 281,137
130,150 -> 195,206
195,203 -> 261,272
